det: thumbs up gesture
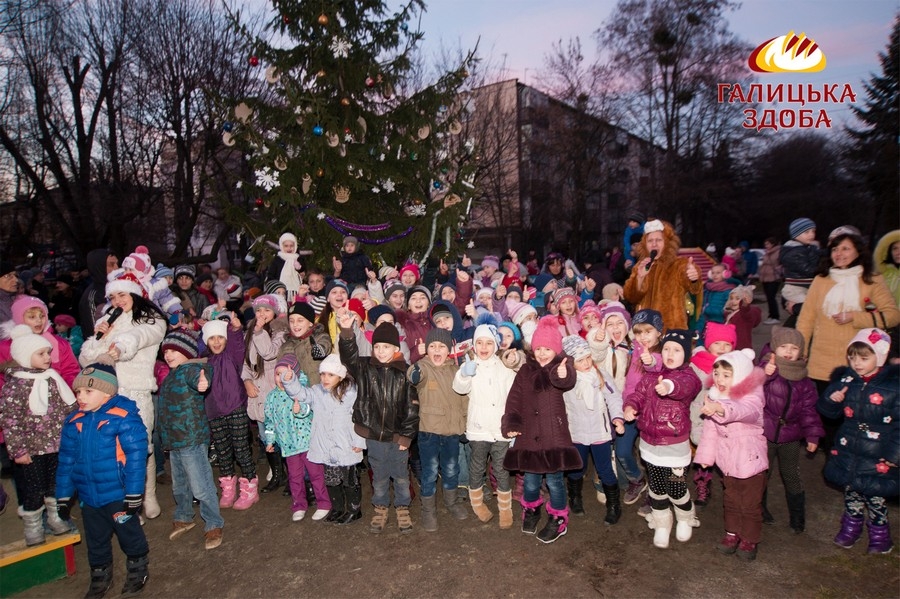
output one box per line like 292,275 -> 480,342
592,326 -> 606,344
701,395 -> 723,417
764,353 -> 777,376
655,375 -> 670,396
465,298 -> 477,318
830,385 -> 849,403
365,267 -> 377,281
557,357 -> 568,378
197,369 -> 209,393
460,354 -> 477,377
686,256 -> 699,281
461,253 -> 472,268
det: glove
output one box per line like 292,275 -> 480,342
311,342 -> 327,360
460,355 -> 477,377
124,494 -> 143,516
57,497 -> 73,521
409,364 -> 422,385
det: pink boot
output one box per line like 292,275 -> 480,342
233,477 -> 259,511
219,476 -> 237,509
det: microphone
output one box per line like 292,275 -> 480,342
645,249 -> 658,271
96,307 -> 124,340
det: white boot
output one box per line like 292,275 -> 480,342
647,508 -> 673,549
673,501 -> 700,542
143,456 -> 161,519
44,498 -> 71,535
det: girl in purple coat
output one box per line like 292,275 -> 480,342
759,326 -> 823,533
695,349 -> 768,561
624,329 -> 702,549
202,314 -> 258,511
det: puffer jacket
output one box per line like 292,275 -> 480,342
694,368 -> 769,479
79,311 -> 167,394
624,363 -> 702,447
395,308 -> 432,364
779,240 -> 821,281
263,386 -> 313,458
56,394 -> 148,508
339,333 -> 418,447
157,359 -> 213,451
758,348 -> 823,445
0,367 -> 76,458
818,364 -> 899,498
563,367 -> 623,445
452,353 -> 516,442
205,325 -> 247,420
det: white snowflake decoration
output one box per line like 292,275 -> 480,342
255,166 -> 280,192
372,187 -> 381,194
317,212 -> 326,220
467,241 -> 475,249
344,132 -> 354,143
381,178 -> 395,193
330,37 -> 352,58
235,181 -> 243,189
405,203 -> 427,217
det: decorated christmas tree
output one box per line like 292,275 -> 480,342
223,0 -> 478,270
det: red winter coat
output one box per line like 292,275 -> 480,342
625,364 -> 702,447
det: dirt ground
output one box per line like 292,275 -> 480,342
4,313 -> 900,599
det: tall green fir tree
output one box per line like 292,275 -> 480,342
223,0 -> 479,270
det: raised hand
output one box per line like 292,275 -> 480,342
365,267 -> 377,281
655,375 -> 669,396
640,349 -> 654,366
460,355 -> 477,377
332,256 -> 342,275
701,396 -> 723,416
455,269 -> 470,283
416,338 -> 426,357
464,299 -> 477,318
557,357 -> 568,378
461,253 -> 472,268
686,257 -> 699,281
764,353 -> 777,376
495,284 -> 507,299
439,259 -> 449,275
592,326 -> 606,343
197,369 -> 209,393
282,368 -> 294,382
107,343 -> 121,361
830,385 -> 849,403
584,277 -> 597,292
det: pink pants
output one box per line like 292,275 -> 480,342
285,452 -> 331,513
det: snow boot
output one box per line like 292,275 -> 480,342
232,477 -> 259,511
143,458 -> 161,519
22,507 -> 45,546
497,490 -> 513,530
567,477 -> 585,516
84,563 -> 113,599
468,486 -> 494,522
325,485 -> 345,524
261,449 -> 285,493
121,553 -> 149,597
537,504 -> 568,544
44,497 -> 71,535
218,476 -> 237,509
337,484 -> 362,525
786,491 -> 805,533
443,487 -> 469,521
602,484 -> 622,525
834,512 -> 865,548
647,508 -> 673,549
672,500 -> 700,542
521,497 -> 543,535
867,521 -> 894,554
421,494 -> 438,532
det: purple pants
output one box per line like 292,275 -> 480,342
286,452 -> 331,513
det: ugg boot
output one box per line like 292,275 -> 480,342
602,484 -> 621,525
672,501 -> 700,542
421,495 -> 438,532
22,507 -> 45,546
567,477 -> 585,516
443,487 -> 469,521
218,476 -> 238,509
521,497 -> 543,535
647,508 -> 674,549
232,477 -> 259,511
834,513 -> 865,548
867,521 -> 894,554
44,497 -> 71,535
468,486 -> 494,522
84,563 -> 113,599
143,458 -> 161,519
786,491 -> 805,533
537,504 -> 568,544
396,505 -> 413,534
761,488 -> 774,523
261,449 -> 285,493
369,505 -> 389,534
497,490 -> 513,529
121,553 -> 149,596
337,484 -> 362,525
325,485 -> 345,524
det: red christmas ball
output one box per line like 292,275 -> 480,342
254,197 -> 264,207
249,56 -> 259,67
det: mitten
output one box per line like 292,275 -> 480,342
124,494 -> 143,516
311,343 -> 327,360
460,355 -> 477,377
409,364 -> 422,385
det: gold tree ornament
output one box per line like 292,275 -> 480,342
265,66 -> 281,84
317,13 -> 328,25
302,173 -> 312,194
334,185 -> 350,203
417,125 -> 430,139
274,156 -> 287,170
222,132 -> 235,146
234,102 -> 253,123
449,120 -> 462,135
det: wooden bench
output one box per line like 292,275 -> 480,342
0,533 -> 81,596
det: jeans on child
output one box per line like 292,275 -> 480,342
170,443 -> 225,531
614,421 -> 642,482
367,440 -> 410,507
457,441 -> 471,488
523,471 -> 566,511
82,501 -> 149,567
418,432 -> 460,497
570,442 -> 617,486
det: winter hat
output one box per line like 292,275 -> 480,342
398,263 -> 420,282
252,294 -> 284,315
828,225 -> 862,242
371,322 -> 400,348
342,235 -> 359,247
425,327 -> 453,352
578,300 -> 603,323
406,285 -> 431,304
849,328 -> 891,367
196,272 -> 213,287
0,260 -> 14,277
643,219 -> 664,234
481,255 -> 500,270
661,329 -> 692,357
705,322 -> 737,348
626,209 -> 645,223
106,271 -> 145,298
789,217 -> 816,239
497,321 -> 521,343
475,286 -> 494,302
378,266 -> 395,280
508,301 -> 537,326
347,298 -> 367,323
600,301 -> 632,330
154,264 -> 174,280
532,273 -> 555,293
53,314 -> 77,329
350,286 -> 368,300
383,280 -> 406,302
122,246 -> 152,276
367,304 -> 395,326
562,334 -> 591,361
552,287 -> 577,305
174,264 -> 196,280
506,284 -> 523,299
275,354 -> 301,378
632,309 -> 664,333
771,326 -> 804,351
73,356 -> 118,396
11,296 -> 49,329
288,301 -> 316,325
319,354 -> 347,378
730,284 -> 755,305
162,330 -> 200,360
201,319 -> 228,343
531,315 -> 563,355
264,280 -> 287,296
473,323 -> 501,348
714,349 -> 757,387
430,302 -> 452,321
325,279 -> 350,298
10,324 -> 52,367
279,232 -> 298,250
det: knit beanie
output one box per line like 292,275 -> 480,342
399,263 -> 420,282
106,271 -> 144,298
632,309 -> 664,333
11,296 -> 49,330
264,280 -> 287,296
508,301 -> 537,326
201,319 -> 228,343
531,315 -> 563,355
626,209 -> 645,223
378,266 -> 395,280
174,264 -> 196,280
10,324 -> 52,367
600,301 -> 632,330
162,330 -> 200,360
383,280 -> 406,302
562,334 -> 591,361
347,298 -> 366,323
425,327 -> 453,352
532,273 -> 555,293
789,217 -> 816,239
552,287 -> 577,305
406,285 -> 431,304
714,349 -> 757,386
367,304 -> 395,326
473,323 -> 500,349
481,255 -> 500,270
319,354 -> 347,378
280,232 -> 298,249
53,314 -> 77,329
196,272 -> 213,287
288,301 -> 316,325
661,329 -> 692,358
578,300 -> 603,323
506,284 -> 523,299
155,264 -> 174,280
705,322 -> 737,348
72,356 -> 118,397
849,328 -> 891,367
497,321 -> 521,343
275,354 -> 301,378
350,286 -> 368,299
771,326 -> 804,351
325,279 -> 350,299
252,293 -> 284,315
371,322 -> 400,348
122,245 -> 152,276
0,260 -> 14,277
342,235 -> 358,247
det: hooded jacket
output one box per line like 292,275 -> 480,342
624,363 -> 702,447
157,359 -> 213,451
205,325 -> 247,420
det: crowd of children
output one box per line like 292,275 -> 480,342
0,219 -> 898,597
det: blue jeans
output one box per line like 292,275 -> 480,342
569,442 -> 617,486
615,421 -> 643,483
523,471 -> 566,511
418,432 -> 460,497
457,442 -> 471,488
367,440 -> 411,507
170,444 -> 224,531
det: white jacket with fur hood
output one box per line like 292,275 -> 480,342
452,354 -> 516,443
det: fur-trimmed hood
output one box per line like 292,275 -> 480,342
707,366 -> 766,401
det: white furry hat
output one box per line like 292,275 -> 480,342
10,324 -> 51,368
319,354 -> 347,378
201,319 -> 228,343
715,348 -> 756,386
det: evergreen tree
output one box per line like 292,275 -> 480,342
223,0 -> 477,270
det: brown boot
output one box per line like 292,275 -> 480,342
468,486 -> 494,522
497,490 -> 513,529
369,505 -> 389,534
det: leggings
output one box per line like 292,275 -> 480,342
646,462 -> 691,509
209,410 -> 256,480
766,440 -> 803,495
845,488 -> 888,525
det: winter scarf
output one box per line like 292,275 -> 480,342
13,369 -> 77,415
822,266 -> 862,317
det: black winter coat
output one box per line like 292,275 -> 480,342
339,334 -> 418,447
818,364 -> 899,498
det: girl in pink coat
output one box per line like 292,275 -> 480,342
695,348 -> 768,561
